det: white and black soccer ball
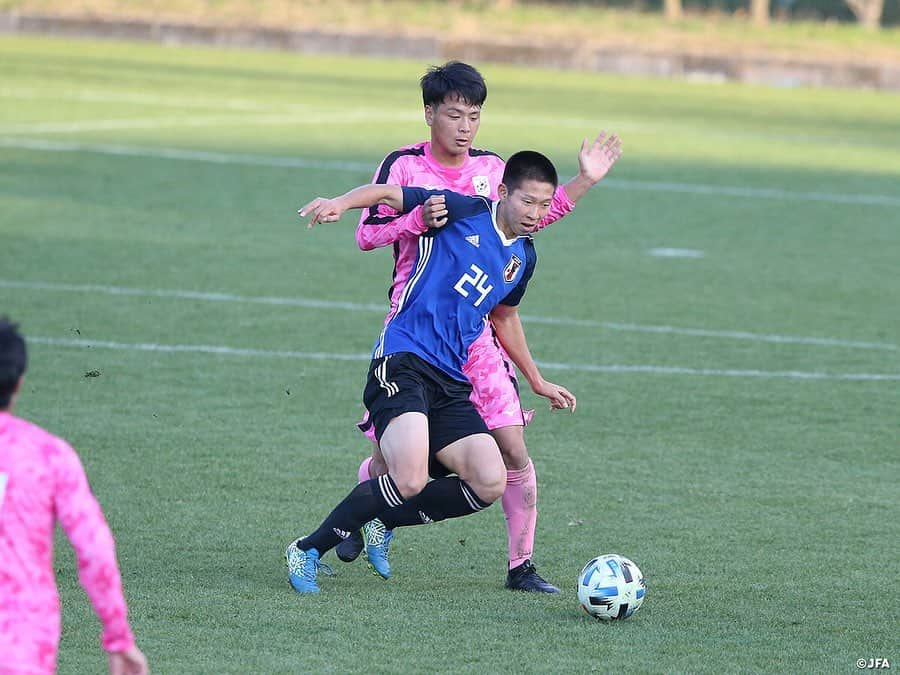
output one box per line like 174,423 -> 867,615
577,554 -> 646,621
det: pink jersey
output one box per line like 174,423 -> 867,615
0,412 -> 135,674
356,141 -> 575,338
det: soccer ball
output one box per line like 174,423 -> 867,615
577,554 -> 646,621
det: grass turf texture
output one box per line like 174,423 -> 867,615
1,35 -> 898,673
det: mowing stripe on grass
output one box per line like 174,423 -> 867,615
4,88 -> 895,152
2,137 -> 899,207
29,336 -> 900,381
5,279 -> 896,353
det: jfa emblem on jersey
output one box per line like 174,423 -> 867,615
504,255 -> 522,283
472,175 -> 490,196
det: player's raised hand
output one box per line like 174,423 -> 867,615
578,131 -> 622,184
298,196 -> 347,229
422,195 -> 449,229
108,646 -> 149,675
531,379 -> 577,414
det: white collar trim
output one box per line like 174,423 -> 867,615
491,201 -> 521,247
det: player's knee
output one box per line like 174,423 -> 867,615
491,426 -> 530,470
498,439 -> 529,470
481,481 -> 505,504
393,474 -> 428,500
472,462 -> 506,504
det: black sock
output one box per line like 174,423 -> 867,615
299,475 -> 404,554
379,477 -> 491,530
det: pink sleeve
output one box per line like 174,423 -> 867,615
356,206 -> 429,250
355,158 -> 428,250
53,445 -> 135,653
536,184 -> 576,232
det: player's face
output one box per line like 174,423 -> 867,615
425,95 -> 482,165
497,179 -> 555,238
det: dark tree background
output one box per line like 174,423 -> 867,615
515,0 -> 898,27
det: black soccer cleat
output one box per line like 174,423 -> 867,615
335,528 -> 364,563
505,559 -> 561,594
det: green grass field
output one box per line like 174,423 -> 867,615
1,35 -> 898,673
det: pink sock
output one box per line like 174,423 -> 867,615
502,459 -> 537,569
357,456 -> 374,483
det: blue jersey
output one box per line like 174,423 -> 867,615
372,187 -> 537,382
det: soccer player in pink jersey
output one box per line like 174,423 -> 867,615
334,61 -> 622,593
0,317 -> 148,675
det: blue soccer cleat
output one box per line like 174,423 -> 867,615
362,518 -> 394,579
285,539 -> 324,594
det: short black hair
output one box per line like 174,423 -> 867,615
0,317 -> 27,410
420,61 -> 487,108
502,151 -> 558,194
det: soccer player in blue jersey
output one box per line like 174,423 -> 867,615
285,151 -> 562,593
343,62 -> 619,593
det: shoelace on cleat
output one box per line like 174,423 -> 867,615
362,519 -> 387,546
286,547 -> 330,582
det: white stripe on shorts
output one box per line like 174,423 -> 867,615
375,356 -> 399,397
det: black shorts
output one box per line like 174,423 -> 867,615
362,352 -> 489,476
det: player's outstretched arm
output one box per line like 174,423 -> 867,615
53,443 -> 145,668
356,194 -> 450,250
299,184 -> 405,229
561,131 -> 623,204
537,131 -> 622,230
489,304 -> 576,413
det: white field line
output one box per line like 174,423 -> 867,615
520,316 -> 898,351
0,111 -> 416,135
31,336 -> 369,362
3,279 -> 896,352
647,247 -> 705,258
2,136 -> 898,206
600,177 -> 900,207
0,87 -> 316,111
28,336 -> 900,382
0,279 -> 385,312
0,137 -> 371,171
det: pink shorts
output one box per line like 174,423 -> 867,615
357,324 -> 534,441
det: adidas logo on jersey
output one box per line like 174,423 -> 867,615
465,234 -> 480,248
333,528 -> 352,539
418,511 -> 435,524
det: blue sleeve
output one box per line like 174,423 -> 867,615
401,187 -> 490,227
500,240 -> 537,307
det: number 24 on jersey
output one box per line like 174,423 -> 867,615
454,264 -> 494,307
